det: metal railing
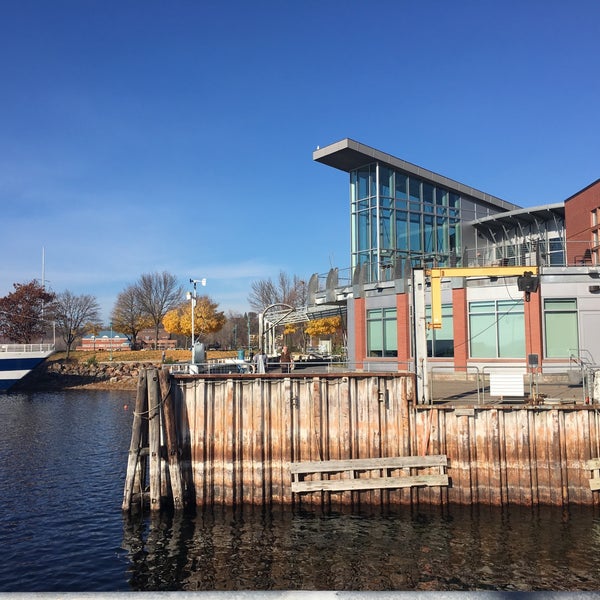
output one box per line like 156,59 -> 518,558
0,343 -> 55,353
429,365 -> 482,405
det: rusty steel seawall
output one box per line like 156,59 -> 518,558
171,372 -> 600,508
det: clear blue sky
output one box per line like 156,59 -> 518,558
1,0 -> 599,323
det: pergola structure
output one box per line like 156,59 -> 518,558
259,303 -> 346,356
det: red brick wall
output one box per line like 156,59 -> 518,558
565,180 -> 600,264
452,287 -> 469,369
396,293 -> 411,363
354,297 -> 366,368
525,289 -> 543,367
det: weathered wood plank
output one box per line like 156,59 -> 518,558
158,367 -> 184,510
292,474 -> 449,493
122,369 -> 148,511
290,455 -> 447,474
147,368 -> 161,511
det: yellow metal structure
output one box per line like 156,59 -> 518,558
425,266 -> 540,329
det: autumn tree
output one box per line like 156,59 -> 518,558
304,316 -> 342,338
305,316 -> 345,354
0,280 -> 56,343
134,271 -> 183,349
53,290 -> 102,358
163,295 -> 225,342
111,285 -> 151,349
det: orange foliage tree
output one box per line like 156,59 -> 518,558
163,295 -> 226,341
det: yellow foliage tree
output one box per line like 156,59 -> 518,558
163,296 -> 226,339
304,316 -> 341,337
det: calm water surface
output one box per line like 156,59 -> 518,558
1,390 -> 600,592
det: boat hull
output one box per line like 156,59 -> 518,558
0,345 -> 55,392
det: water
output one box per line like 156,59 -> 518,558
2,390 -> 600,592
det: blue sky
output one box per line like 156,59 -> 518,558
1,1 -> 599,323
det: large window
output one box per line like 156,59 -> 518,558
469,300 -> 525,358
426,304 -> 454,357
544,299 -> 578,358
367,308 -> 398,357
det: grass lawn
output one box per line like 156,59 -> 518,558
49,349 -> 240,364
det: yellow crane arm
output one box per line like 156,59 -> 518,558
425,266 -> 540,329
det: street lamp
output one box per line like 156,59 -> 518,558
109,321 -> 113,361
187,278 -> 206,362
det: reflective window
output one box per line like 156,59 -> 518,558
423,183 -> 434,205
395,173 -> 407,200
379,166 -> 392,198
426,304 -> 454,357
544,299 -> 578,358
424,214 -> 434,253
469,300 -> 525,358
409,212 -> 421,251
357,167 -> 370,200
367,308 -> 398,357
436,188 -> 448,206
409,179 -> 421,203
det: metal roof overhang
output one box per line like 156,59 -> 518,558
313,138 -> 521,212
470,203 -> 565,233
263,304 -> 347,326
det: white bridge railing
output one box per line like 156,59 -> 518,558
0,343 -> 55,353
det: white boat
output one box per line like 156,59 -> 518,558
0,343 -> 55,392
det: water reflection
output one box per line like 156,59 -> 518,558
122,505 -> 600,592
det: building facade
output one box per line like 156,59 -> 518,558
310,139 -> 600,374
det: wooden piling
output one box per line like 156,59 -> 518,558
122,369 -> 148,511
158,367 -> 185,511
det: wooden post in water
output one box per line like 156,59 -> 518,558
122,370 -> 148,511
159,367 -> 185,510
147,368 -> 162,511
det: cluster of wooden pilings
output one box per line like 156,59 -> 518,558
122,368 -> 600,512
122,367 -> 186,512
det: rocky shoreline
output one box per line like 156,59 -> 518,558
15,359 -> 163,392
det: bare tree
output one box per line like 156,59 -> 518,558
53,290 -> 102,358
134,271 -> 183,349
248,270 -> 306,312
111,285 -> 150,349
0,280 -> 56,343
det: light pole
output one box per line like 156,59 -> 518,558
109,322 -> 113,361
187,278 -> 206,362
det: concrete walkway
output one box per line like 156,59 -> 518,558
429,373 -> 592,406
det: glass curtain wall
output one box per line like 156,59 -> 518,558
350,162 -> 462,282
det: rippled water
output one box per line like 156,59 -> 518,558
2,390 -> 600,592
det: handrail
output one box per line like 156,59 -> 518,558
0,343 -> 55,353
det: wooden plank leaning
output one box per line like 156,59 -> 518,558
290,455 -> 449,494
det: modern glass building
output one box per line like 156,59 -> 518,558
311,138 -> 600,373
314,139 -> 521,284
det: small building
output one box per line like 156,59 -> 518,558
137,327 -> 177,351
79,330 -> 131,352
